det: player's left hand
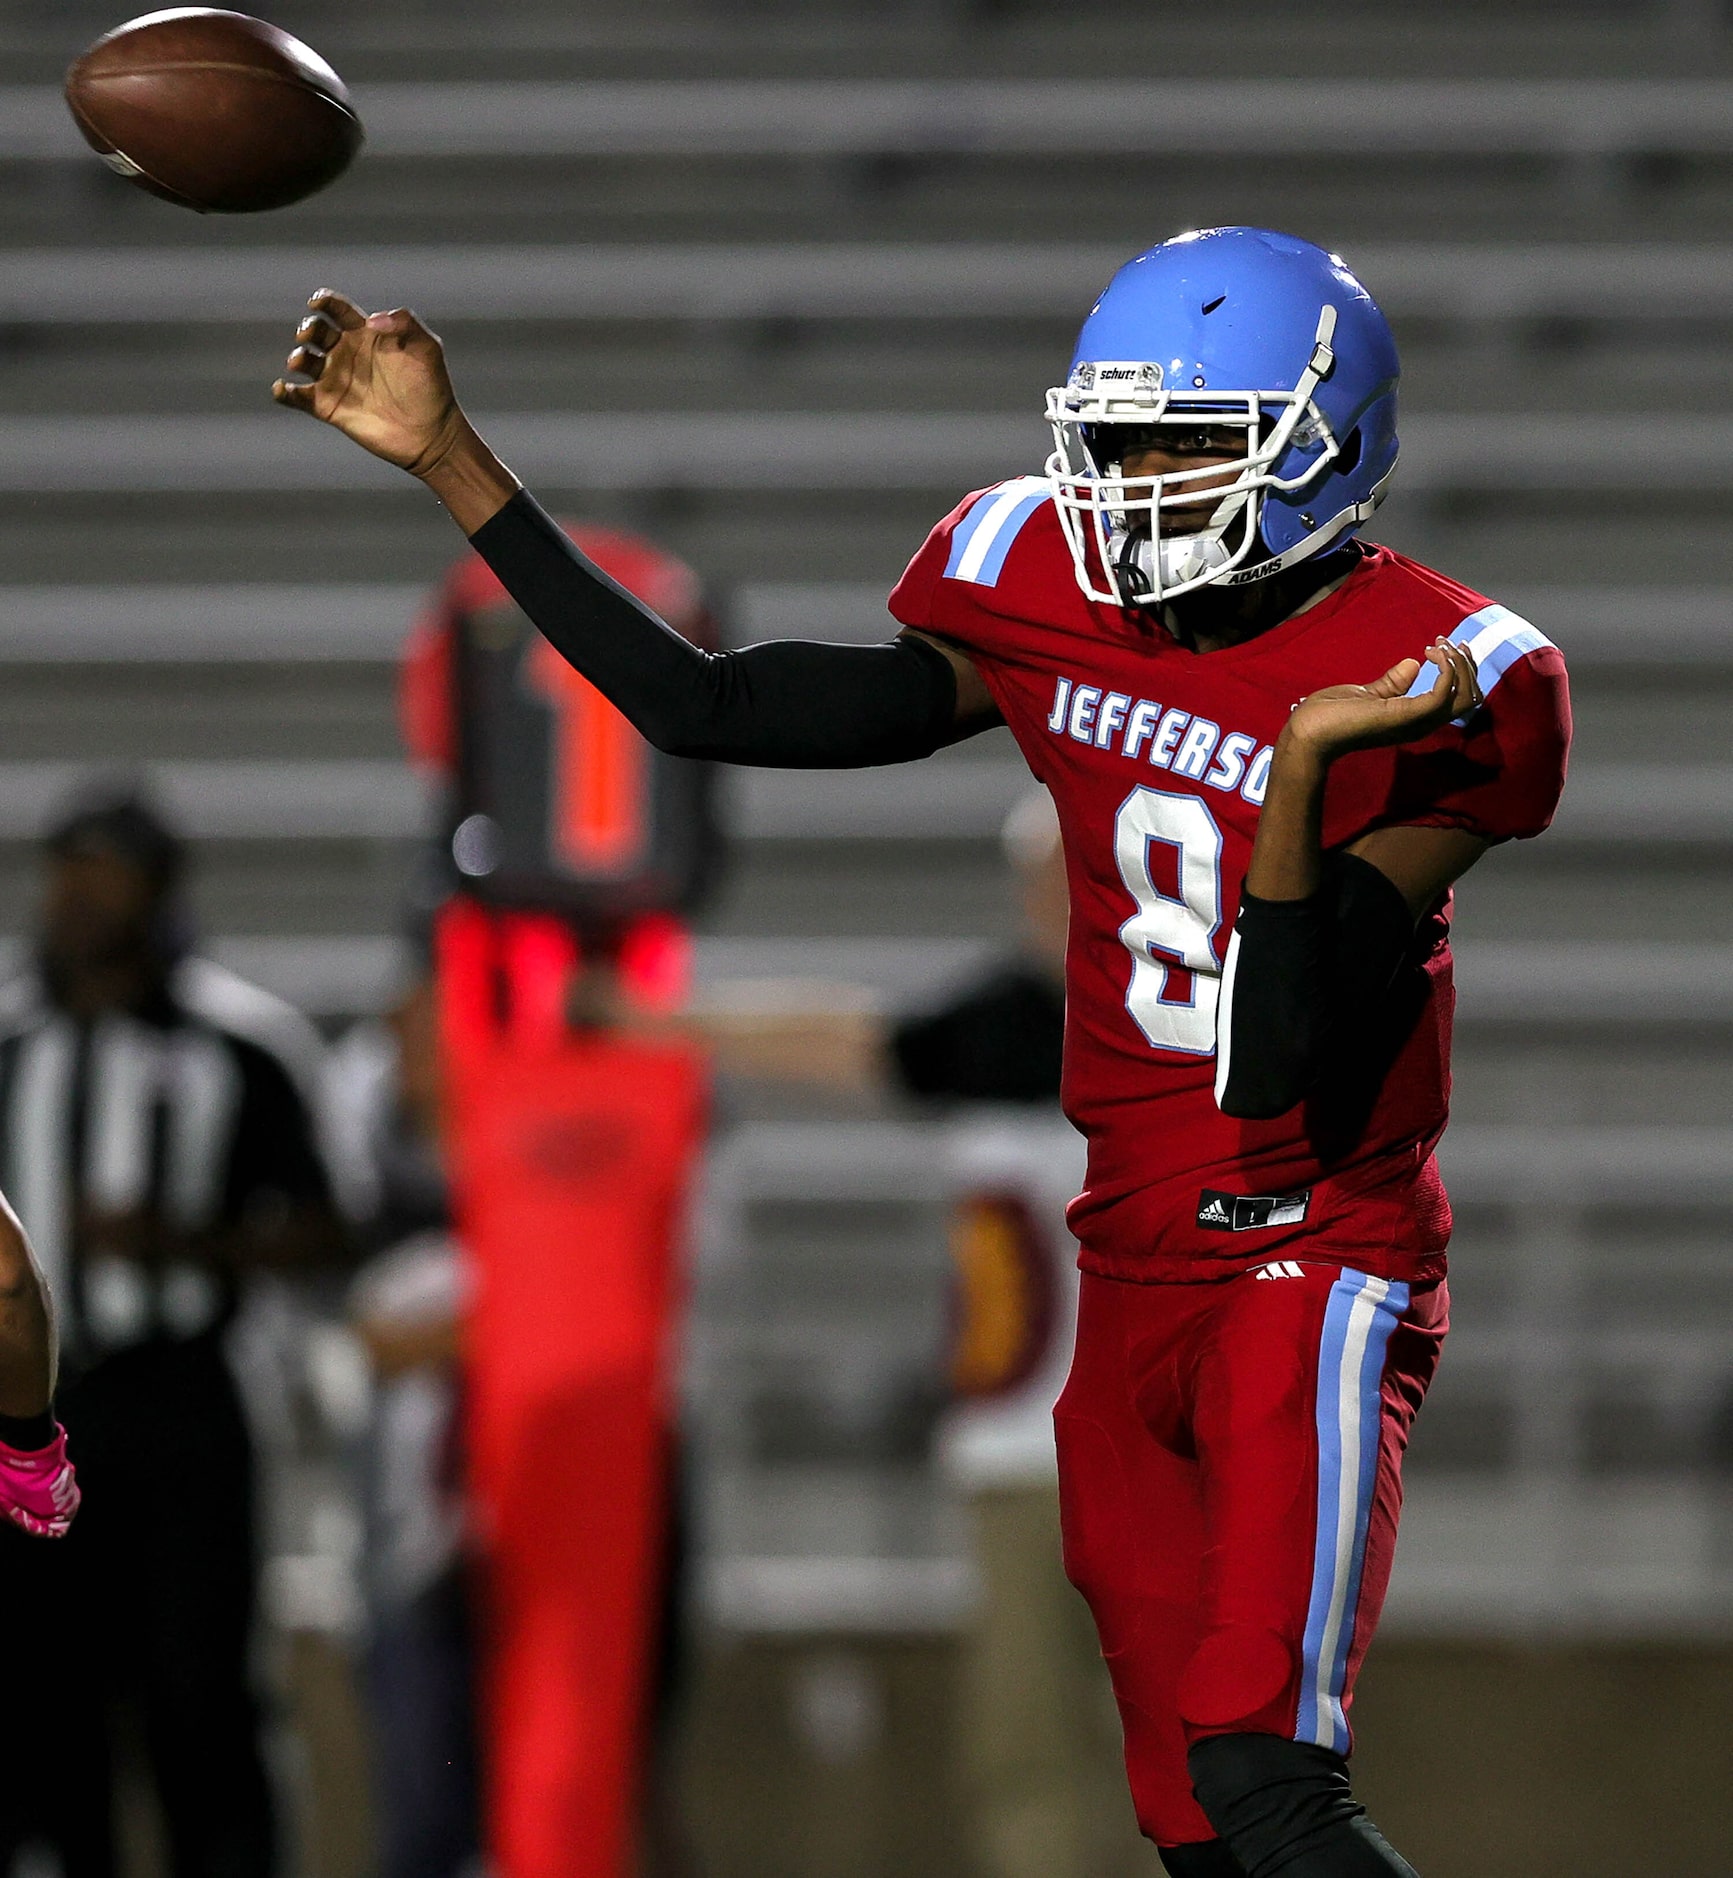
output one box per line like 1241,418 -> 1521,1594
0,1425 -> 80,1539
1279,639 -> 1482,764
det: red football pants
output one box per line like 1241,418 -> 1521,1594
1054,1260 -> 1447,1847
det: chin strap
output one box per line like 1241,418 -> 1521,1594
1115,453 -> 1395,608
1215,461 -> 1396,590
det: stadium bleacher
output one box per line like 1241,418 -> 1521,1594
13,238 -> 1733,325
5,0 -> 1733,1659
16,75 -> 1733,162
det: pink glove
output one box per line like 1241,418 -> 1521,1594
0,1426 -> 80,1538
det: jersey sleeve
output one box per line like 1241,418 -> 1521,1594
887,478 -> 1055,650
1381,611 -> 1572,844
887,492 -> 981,639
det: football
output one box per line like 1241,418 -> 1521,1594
64,9 -> 362,213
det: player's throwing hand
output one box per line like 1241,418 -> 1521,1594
272,292 -> 467,478
272,292 -> 521,532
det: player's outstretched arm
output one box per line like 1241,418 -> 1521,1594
0,1194 -> 79,1538
272,294 -> 999,766
1217,642 -> 1488,1120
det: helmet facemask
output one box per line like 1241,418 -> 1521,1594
1045,304 -> 1349,608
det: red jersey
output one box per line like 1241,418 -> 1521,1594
889,480 -> 1571,1287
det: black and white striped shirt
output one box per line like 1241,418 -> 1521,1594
0,957 -> 335,1364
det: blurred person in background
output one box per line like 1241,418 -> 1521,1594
696,790 -> 1066,1102
0,782 -> 346,1878
708,785 -> 1143,1878
892,787 -> 1065,1104
335,973 -> 481,1878
925,793 -> 1142,1878
332,952 -> 701,1878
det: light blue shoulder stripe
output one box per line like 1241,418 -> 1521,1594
943,477 -> 1051,588
1403,602 -> 1557,702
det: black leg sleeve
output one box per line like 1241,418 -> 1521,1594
1215,852 -> 1415,1121
1187,1735 -> 1419,1878
469,490 -> 961,767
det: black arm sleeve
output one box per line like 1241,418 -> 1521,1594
1215,852 -> 1416,1121
888,966 -> 1066,1105
469,490 -> 959,768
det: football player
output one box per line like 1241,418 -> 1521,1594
276,226 -> 1570,1878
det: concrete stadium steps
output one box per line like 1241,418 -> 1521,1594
8,930 -> 1721,1032
7,1 -> 1733,1654
5,580 -> 1728,661
5,7 -> 1729,90
12,149 -> 1733,250
702,1117 -> 1733,1634
15,239 -> 1733,327
22,409 -> 1733,494
0,840 -> 412,944
0,586 -> 1718,969
25,66 -> 1733,253
13,246 -> 1733,424
0,747 -> 1714,963
20,78 -> 1733,166
0,493 -> 1725,595
0,750 -> 1718,843
0,663 -> 401,759
0,587 -> 429,662
14,331 -> 1733,431
0,492 -> 944,589
0,810 -> 1712,958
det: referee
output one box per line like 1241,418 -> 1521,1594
0,785 -> 346,1878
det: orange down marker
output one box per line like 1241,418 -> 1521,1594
526,635 -> 650,876
439,902 -> 707,1878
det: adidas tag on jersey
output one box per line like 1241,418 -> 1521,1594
1197,1189 -> 1312,1232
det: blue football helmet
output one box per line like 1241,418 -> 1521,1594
1045,227 -> 1401,606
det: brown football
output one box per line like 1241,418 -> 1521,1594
64,9 -> 362,213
